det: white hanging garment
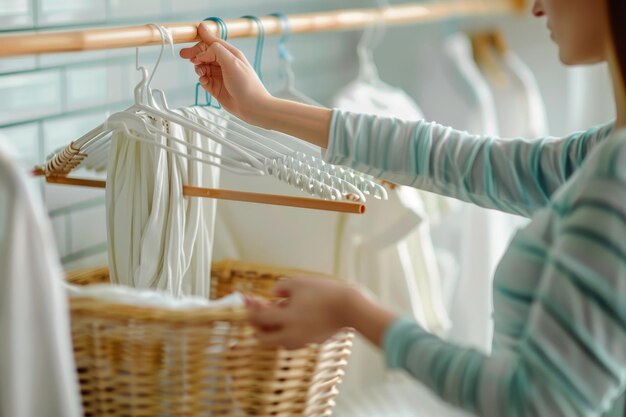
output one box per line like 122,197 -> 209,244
477,46 -> 549,231
567,63 -> 615,132
0,139 -> 82,417
332,17 -> 425,122
330,39 -> 453,413
333,79 -> 425,121
333,189 -> 452,395
326,117 -> 451,328
500,51 -> 549,138
477,45 -> 549,139
421,33 -> 514,353
332,57 -> 452,335
106,111 -> 222,297
336,35 -> 497,417
437,37 -> 550,354
178,107 -> 224,295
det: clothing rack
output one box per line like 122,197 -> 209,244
4,0 -> 525,214
0,0 -> 526,58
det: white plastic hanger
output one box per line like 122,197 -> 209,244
332,0 -> 425,122
270,12 -> 321,106
192,105 -> 368,201
149,87 -> 364,200
38,24 -> 368,213
48,24 -> 265,178
129,23 -> 367,201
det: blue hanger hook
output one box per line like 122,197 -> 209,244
194,16 -> 228,108
240,15 -> 265,82
269,12 -> 292,63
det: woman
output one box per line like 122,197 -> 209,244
181,0 -> 626,415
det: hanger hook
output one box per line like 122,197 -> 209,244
195,17 -> 228,108
357,0 -> 389,82
269,12 -> 292,62
358,0 -> 389,54
203,16 -> 229,41
241,15 -> 265,83
269,12 -> 296,88
133,25 -> 171,104
134,48 -> 148,104
145,24 -> 174,95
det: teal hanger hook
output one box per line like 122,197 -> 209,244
269,12 -> 292,63
240,15 -> 265,83
194,16 -> 228,108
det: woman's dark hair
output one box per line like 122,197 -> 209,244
608,0 -> 626,85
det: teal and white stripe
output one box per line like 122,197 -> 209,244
324,109 -> 626,417
325,110 -> 614,217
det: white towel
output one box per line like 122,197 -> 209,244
67,283 -> 244,310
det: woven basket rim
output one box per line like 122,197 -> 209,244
66,259 -> 334,323
69,297 -> 250,322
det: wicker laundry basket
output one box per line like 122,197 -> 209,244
66,260 -> 354,417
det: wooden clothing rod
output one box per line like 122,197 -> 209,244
43,175 -> 366,214
0,0 -> 525,58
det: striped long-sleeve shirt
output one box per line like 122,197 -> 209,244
323,109 -> 626,417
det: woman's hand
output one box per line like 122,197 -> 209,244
245,277 -> 353,350
180,23 -> 272,122
180,23 -> 333,148
246,276 -> 397,350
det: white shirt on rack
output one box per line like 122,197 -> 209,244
330,52 -> 453,417
332,32 -> 526,417
106,110 -> 221,297
331,64 -> 451,338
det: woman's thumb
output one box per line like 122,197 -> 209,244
197,22 -> 222,45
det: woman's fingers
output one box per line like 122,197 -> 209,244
179,23 -> 221,59
256,329 -> 307,350
181,23 -> 249,63
244,295 -> 271,310
191,42 -> 237,74
247,304 -> 288,329
181,20 -> 272,121
190,43 -> 219,64
196,23 -> 249,63
272,278 -> 295,297
254,328 -> 293,348
195,63 -> 222,79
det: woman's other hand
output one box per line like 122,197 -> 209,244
246,276 -> 397,350
180,23 -> 271,123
